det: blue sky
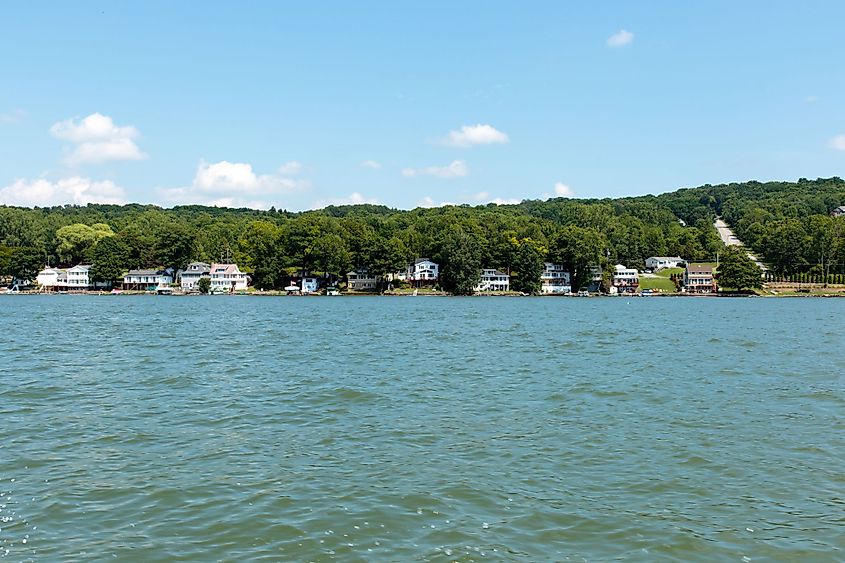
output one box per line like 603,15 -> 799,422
1,1 -> 844,210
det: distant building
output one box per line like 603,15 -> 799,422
178,262 -> 211,291
645,256 -> 684,270
612,264 -> 639,293
403,258 -> 439,287
831,205 -> 845,217
210,263 -> 249,293
346,270 -> 378,291
541,263 -> 571,294
474,268 -> 510,292
684,263 -> 716,293
36,267 -> 67,290
123,269 -> 174,291
66,264 -> 108,290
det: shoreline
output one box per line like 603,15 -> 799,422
4,290 -> 845,298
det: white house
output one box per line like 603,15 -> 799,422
123,269 -> 174,291
405,258 -> 439,287
179,262 -> 211,291
541,263 -> 571,294
612,264 -> 639,293
346,270 -> 378,291
210,263 -> 249,293
831,205 -> 845,217
474,269 -> 510,292
65,264 -> 108,290
36,267 -> 67,289
645,256 -> 684,270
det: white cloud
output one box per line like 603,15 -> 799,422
554,182 -> 575,197
361,160 -> 382,169
416,196 -> 457,208
50,113 -> 146,164
314,192 -> 381,208
829,134 -> 845,151
278,161 -> 303,175
441,124 -> 509,148
0,176 -> 125,207
607,29 -> 634,47
471,191 -> 490,201
805,95 -> 818,103
489,197 -> 521,205
402,160 -> 469,178
0,109 -> 25,124
157,160 -> 310,208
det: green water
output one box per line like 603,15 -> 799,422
1,296 -> 844,561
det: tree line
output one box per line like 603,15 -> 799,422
1,177 -> 843,293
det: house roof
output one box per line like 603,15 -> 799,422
414,257 -> 435,264
481,269 -> 508,277
68,264 -> 92,271
687,264 -> 713,274
211,263 -> 242,274
647,256 -> 683,261
126,269 -> 164,276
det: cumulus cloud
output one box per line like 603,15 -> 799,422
402,160 -> 469,178
0,176 -> 125,207
607,29 -> 634,47
554,182 -> 575,197
0,109 -> 25,124
829,134 -> 845,151
50,113 -> 146,164
314,192 -> 381,208
361,160 -> 382,169
158,160 -> 310,208
441,124 -> 509,148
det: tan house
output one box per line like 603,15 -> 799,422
684,264 -> 716,293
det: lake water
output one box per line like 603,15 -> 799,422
1,295 -> 844,561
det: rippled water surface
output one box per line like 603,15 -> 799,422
1,295 -> 844,561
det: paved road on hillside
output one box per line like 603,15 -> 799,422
714,218 -> 768,272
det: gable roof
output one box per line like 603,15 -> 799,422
211,263 -> 242,274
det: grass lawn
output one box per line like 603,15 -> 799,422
639,276 -> 677,292
654,267 -> 684,278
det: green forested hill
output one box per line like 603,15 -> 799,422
1,177 -> 844,289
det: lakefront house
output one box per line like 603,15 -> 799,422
684,263 -> 716,293
399,258 -> 439,287
541,263 -> 571,294
210,263 -> 249,293
36,267 -> 67,290
645,256 -> 684,270
346,269 -> 378,291
178,262 -> 211,291
612,264 -> 639,293
66,264 -> 108,290
123,269 -> 174,291
474,269 -> 510,292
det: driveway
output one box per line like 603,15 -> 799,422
714,217 -> 768,272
